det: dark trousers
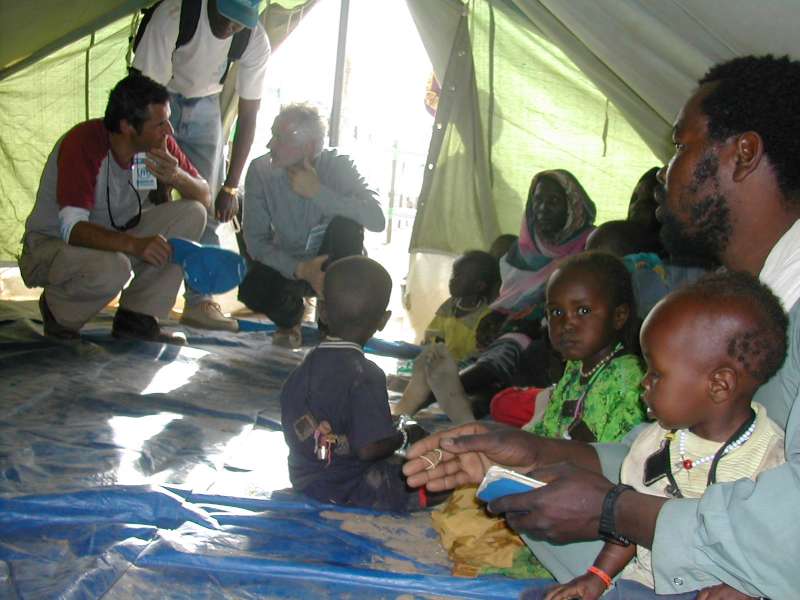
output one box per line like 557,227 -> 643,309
238,217 -> 364,328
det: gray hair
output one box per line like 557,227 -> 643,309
279,103 -> 326,156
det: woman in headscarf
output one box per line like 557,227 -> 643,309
491,169 -> 596,326
394,170 -> 596,422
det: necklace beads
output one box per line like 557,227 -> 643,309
677,420 -> 757,471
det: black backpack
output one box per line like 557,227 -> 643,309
132,0 -> 253,85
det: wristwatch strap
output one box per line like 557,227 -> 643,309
598,483 -> 634,546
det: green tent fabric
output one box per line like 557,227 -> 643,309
406,0 -> 800,256
409,0 -> 660,255
0,1 -> 149,79
0,0 -> 312,261
402,0 -> 800,336
0,20 -> 130,260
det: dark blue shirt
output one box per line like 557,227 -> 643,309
280,340 -> 396,504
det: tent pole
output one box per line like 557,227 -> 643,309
84,33 -> 96,122
328,0 -> 350,148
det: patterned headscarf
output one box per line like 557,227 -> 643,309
492,169 -> 596,316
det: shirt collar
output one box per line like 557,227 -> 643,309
317,336 -> 364,354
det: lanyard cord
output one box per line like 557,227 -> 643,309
663,408 -> 757,497
106,153 -> 142,231
571,342 -> 624,421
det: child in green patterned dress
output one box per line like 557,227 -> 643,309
428,251 -> 647,578
526,251 -> 647,443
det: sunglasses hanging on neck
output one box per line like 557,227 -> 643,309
106,155 -> 142,231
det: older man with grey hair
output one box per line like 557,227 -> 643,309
239,103 -> 385,347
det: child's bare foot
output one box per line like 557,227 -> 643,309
425,343 -> 474,424
391,346 -> 434,416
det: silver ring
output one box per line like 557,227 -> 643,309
422,448 -> 443,471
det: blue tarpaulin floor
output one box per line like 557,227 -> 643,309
0,299 -> 549,599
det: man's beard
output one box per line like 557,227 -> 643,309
658,152 -> 732,265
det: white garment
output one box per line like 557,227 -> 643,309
759,218 -> 800,311
132,0 -> 270,100
619,402 -> 785,590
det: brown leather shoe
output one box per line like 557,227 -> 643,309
38,294 -> 80,340
112,307 -> 186,345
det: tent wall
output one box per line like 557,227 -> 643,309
408,0 -> 800,258
0,20 -> 130,261
403,0 -> 800,341
407,0 -> 660,257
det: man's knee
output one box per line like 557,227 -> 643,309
238,264 -> 304,327
320,217 -> 364,260
180,200 -> 208,240
64,252 -> 131,297
151,200 -> 207,242
327,216 -> 363,238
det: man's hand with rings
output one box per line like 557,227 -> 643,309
420,448 -> 443,471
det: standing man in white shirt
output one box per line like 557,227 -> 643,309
132,0 -> 270,331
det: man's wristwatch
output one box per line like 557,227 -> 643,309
221,184 -> 239,196
598,483 -> 634,546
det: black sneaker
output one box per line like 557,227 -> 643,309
38,293 -> 80,340
112,307 -> 185,345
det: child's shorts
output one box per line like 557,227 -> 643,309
348,457 -> 428,512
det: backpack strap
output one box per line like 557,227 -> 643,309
219,27 -> 253,84
132,0 -> 165,52
133,0 -> 200,53
176,0 -> 202,48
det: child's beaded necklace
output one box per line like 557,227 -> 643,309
559,342 -> 624,440
655,409 -> 757,498
454,297 -> 486,313
579,343 -> 623,379
676,418 -> 757,471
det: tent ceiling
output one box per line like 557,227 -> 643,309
517,0 -> 800,159
0,0 -> 310,81
0,1 -> 149,79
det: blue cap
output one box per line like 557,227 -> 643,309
216,0 -> 260,29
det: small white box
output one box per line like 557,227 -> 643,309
476,465 -> 546,502
132,152 -> 157,190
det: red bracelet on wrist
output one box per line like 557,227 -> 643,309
587,566 -> 613,589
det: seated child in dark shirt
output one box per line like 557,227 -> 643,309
281,256 -> 429,512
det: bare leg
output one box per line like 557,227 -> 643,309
392,345 -> 434,416
425,343 -> 474,424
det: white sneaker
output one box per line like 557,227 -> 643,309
180,301 -> 239,332
272,325 -> 302,349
